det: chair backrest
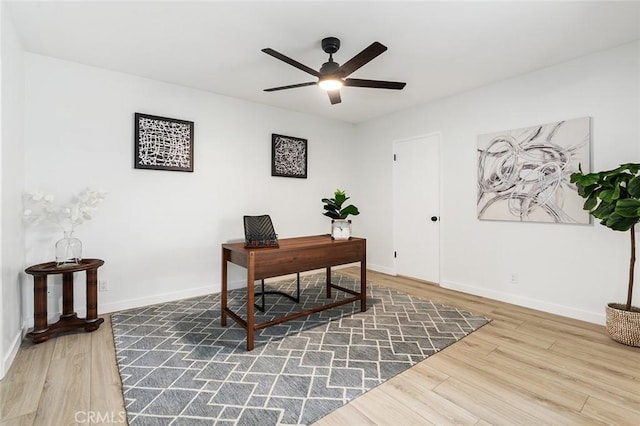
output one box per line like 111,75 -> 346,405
243,215 -> 279,248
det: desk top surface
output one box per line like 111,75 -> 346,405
222,234 -> 365,253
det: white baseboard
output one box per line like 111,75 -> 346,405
101,267 -> 363,313
98,285 -> 215,314
1,330 -> 23,380
21,285 -> 218,331
21,266 -> 372,330
441,279 -> 606,325
367,263 -> 395,276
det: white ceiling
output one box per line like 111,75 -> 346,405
6,1 -> 640,124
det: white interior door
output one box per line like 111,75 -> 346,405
393,134 -> 440,283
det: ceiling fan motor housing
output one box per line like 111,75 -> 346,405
320,60 -> 340,75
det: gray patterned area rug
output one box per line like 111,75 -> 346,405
111,273 -> 490,425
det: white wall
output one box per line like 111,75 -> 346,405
22,54 -> 357,323
1,3 -> 26,378
356,41 -> 640,324
13,29 -> 640,376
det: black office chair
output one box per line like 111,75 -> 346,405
243,215 -> 300,312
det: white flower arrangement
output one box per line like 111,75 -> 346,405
23,188 -> 106,234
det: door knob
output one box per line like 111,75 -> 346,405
431,216 -> 439,222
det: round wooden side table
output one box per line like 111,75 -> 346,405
25,258 -> 105,344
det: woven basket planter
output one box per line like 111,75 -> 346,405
605,303 -> 640,347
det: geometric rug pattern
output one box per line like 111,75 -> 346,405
111,273 -> 490,425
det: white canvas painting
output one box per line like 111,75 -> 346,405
477,117 -> 591,224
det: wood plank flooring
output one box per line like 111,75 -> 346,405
1,268 -> 639,425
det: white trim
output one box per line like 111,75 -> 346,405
1,330 -> 22,380
22,284 -> 225,327
100,266 -> 359,314
98,285 -> 215,315
441,279 -> 606,325
367,263 -> 395,276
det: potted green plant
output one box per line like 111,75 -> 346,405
571,163 -> 640,346
322,189 -> 360,240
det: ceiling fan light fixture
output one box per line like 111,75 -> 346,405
262,37 -> 405,104
318,77 -> 343,91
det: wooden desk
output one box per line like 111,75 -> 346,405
25,258 -> 105,343
221,235 -> 366,350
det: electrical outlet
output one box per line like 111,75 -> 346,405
99,280 -> 108,292
510,273 -> 518,284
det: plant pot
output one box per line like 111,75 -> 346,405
331,219 -> 352,240
605,303 -> 640,347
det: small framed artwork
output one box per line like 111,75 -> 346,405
271,133 -> 308,178
134,113 -> 194,172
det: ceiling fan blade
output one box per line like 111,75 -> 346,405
328,90 -> 341,105
336,42 -> 387,77
344,78 -> 406,90
262,48 -> 321,77
264,82 -> 317,92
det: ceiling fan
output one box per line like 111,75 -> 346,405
262,37 -> 406,105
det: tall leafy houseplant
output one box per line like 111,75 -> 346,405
571,163 -> 640,346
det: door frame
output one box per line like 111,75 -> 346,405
392,132 -> 443,283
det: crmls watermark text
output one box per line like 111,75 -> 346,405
74,411 -> 126,424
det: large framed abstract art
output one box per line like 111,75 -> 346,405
271,134 -> 308,178
134,113 -> 194,172
477,117 -> 591,224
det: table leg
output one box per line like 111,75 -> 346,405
84,267 -> 103,331
221,248 -> 229,327
31,275 -> 49,343
246,252 -> 255,351
326,267 -> 332,298
61,272 -> 76,319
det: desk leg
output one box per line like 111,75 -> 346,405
61,272 -> 76,319
326,267 -> 332,298
361,245 -> 367,312
221,248 -> 229,327
31,275 -> 49,343
246,252 -> 255,351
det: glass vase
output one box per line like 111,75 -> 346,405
55,231 -> 82,267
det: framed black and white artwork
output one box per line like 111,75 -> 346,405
477,116 -> 591,224
271,133 -> 308,178
134,113 -> 194,172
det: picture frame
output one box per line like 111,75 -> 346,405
477,116 -> 591,224
271,133 -> 308,178
134,112 -> 194,172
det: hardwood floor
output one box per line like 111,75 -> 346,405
2,268 -> 639,425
